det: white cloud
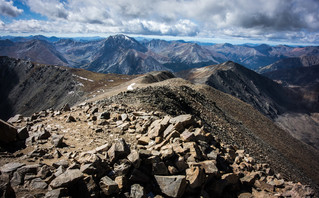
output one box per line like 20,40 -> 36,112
0,0 -> 23,17
25,0 -> 68,19
1,0 -> 319,44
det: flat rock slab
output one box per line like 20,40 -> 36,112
0,162 -> 25,174
50,169 -> 83,189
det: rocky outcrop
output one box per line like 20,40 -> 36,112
0,102 -> 315,197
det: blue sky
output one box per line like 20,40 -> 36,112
0,0 -> 319,45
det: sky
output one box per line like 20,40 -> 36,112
0,0 -> 319,45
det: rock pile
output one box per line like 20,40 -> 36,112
0,103 -> 315,197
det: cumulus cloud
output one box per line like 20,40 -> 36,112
0,0 -> 23,17
1,0 -> 319,44
25,0 -> 68,19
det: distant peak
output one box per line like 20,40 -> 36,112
222,43 -> 233,47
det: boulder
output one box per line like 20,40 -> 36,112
7,114 -> 23,123
0,119 -> 17,144
0,174 -> 15,198
51,135 -> 64,147
169,114 -> 195,130
138,136 -> 150,145
186,166 -> 205,188
11,164 -> 40,186
240,172 -> 259,186
127,150 -> 141,168
50,169 -> 84,189
30,178 -> 48,190
0,162 -> 25,174
36,129 -> 51,140
17,126 -> 29,140
99,176 -> 119,195
148,119 -> 167,139
155,175 -> 187,198
198,160 -> 218,175
180,130 -> 195,142
107,138 -> 130,163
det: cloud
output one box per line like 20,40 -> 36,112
25,0 -> 68,19
1,0 -> 319,44
0,0 -> 23,17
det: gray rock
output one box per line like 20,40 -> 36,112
17,126 -> 29,140
240,172 -> 259,186
50,169 -> 84,189
44,188 -> 68,198
0,174 -> 15,198
11,164 -> 40,186
130,184 -> 145,198
127,150 -> 141,168
80,163 -> 96,175
30,178 -> 48,190
155,175 -> 187,197
7,114 -> 23,123
54,166 -> 66,177
113,160 -> 131,176
99,112 -> 110,119
92,143 -> 110,154
206,150 -> 218,160
186,166 -> 205,189
99,175 -> 119,195
52,160 -> 69,168
107,138 -> 130,163
36,129 -> 51,140
0,162 -> 25,174
121,113 -> 128,121
169,114 -> 195,131
51,135 -> 64,147
0,119 -> 18,144
148,119 -> 167,139
199,160 -> 218,175
37,165 -> 52,179
180,130 -> 195,142
66,115 -> 76,123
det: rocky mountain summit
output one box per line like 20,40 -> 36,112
0,101 -> 315,197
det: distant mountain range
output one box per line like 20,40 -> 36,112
1,34 -> 319,74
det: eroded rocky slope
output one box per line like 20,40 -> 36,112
0,56 -> 136,120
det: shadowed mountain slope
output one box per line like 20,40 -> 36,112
177,61 -> 302,119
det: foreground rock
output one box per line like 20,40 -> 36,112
0,102 -> 315,197
0,119 -> 17,145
